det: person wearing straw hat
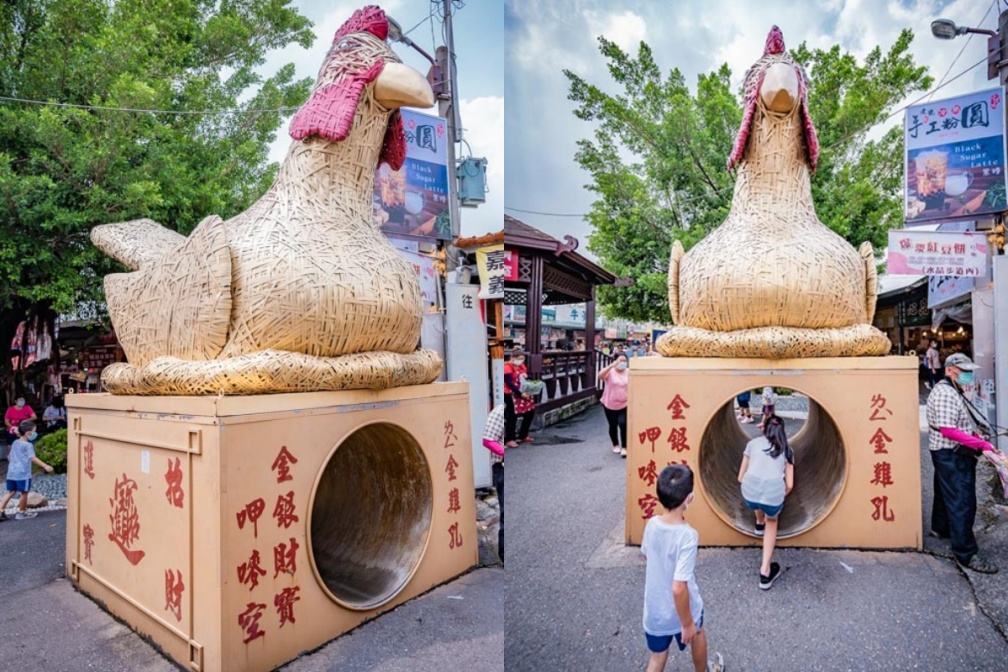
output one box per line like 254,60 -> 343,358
926,352 -> 997,574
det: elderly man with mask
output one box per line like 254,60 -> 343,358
926,352 -> 997,574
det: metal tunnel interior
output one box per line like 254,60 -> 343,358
698,393 -> 847,539
310,423 -> 433,610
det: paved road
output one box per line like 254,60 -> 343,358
0,513 -> 502,671
507,402 -> 1008,672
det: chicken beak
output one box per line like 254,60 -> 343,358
374,62 -> 435,110
760,62 -> 799,113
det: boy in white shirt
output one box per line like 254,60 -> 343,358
641,464 -> 724,672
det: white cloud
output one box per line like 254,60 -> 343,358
458,96 -> 504,238
584,10 -> 648,52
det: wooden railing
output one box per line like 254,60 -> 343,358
515,349 -> 597,415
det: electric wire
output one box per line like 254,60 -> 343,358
927,0 -> 997,101
506,54 -> 991,219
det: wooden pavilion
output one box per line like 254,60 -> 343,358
504,215 -> 616,424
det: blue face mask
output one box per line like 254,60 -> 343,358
958,371 -> 974,385
27,431 -> 37,441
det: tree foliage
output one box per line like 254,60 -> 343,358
565,31 -> 932,323
0,0 -> 314,396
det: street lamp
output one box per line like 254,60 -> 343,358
931,17 -> 1002,81
930,18 -> 997,39
386,16 -> 445,97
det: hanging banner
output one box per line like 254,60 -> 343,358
928,221 -> 977,309
475,244 -> 505,299
904,88 -> 1008,223
887,230 -> 989,276
373,109 -> 452,240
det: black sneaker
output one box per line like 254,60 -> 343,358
958,555 -> 998,574
928,529 -> 949,539
0,511 -> 7,522
759,562 -> 781,590
755,522 -> 765,536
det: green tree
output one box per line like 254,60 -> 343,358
565,31 -> 932,323
0,0 -> 314,397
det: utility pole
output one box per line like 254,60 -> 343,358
932,11 -> 1008,450
438,0 -> 463,271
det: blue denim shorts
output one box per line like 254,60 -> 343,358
645,611 -> 704,653
6,478 -> 30,494
744,497 -> 783,518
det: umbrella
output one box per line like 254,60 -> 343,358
980,445 -> 1008,500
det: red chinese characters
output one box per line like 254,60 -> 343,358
667,427 -> 690,453
83,523 -> 95,564
867,393 -> 895,522
638,426 -> 662,453
638,493 -> 659,519
444,416 -> 463,550
108,473 -> 146,565
871,496 -> 895,522
871,462 -> 894,488
869,428 -> 893,454
273,491 -> 298,529
869,394 -> 893,421
638,460 -> 659,487
236,498 -> 266,538
447,487 -> 461,514
666,394 -> 691,420
274,586 -> 301,628
448,521 -> 463,549
443,420 -> 458,449
273,538 -> 299,578
270,446 -> 298,484
445,454 -> 459,482
165,457 -> 184,508
165,569 -> 184,622
83,440 -> 95,480
238,602 -> 267,643
238,549 -> 267,591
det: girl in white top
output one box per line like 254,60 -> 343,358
737,414 -> 794,589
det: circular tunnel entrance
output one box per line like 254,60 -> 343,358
698,391 -> 847,538
309,422 -> 432,611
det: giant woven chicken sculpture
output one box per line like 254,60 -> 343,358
90,6 -> 442,395
656,26 -> 891,359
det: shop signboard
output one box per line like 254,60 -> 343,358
897,294 -> 931,327
504,250 -> 519,281
475,244 -> 505,299
887,230 -> 989,276
373,109 -> 452,240
904,88 -> 1007,223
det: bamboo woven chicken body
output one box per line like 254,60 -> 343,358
657,26 -> 891,359
90,6 -> 443,394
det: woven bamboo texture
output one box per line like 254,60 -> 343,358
659,27 -> 890,359
89,6 -> 442,395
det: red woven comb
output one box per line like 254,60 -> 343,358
764,26 -> 785,55
336,5 -> 389,42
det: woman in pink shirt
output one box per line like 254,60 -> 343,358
4,395 -> 36,450
599,354 -> 630,457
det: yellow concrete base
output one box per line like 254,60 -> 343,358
66,383 -> 476,672
627,357 -> 922,550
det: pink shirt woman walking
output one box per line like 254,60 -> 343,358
599,354 -> 630,457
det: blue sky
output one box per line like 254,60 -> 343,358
261,1 -> 503,238
505,0 -> 996,258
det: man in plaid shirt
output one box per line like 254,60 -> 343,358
483,403 -> 505,563
926,352 -> 997,574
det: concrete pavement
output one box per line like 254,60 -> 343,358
507,401 -> 1008,672
0,513 -> 502,671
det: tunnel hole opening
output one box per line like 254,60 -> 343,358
698,387 -> 846,539
309,422 -> 432,610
